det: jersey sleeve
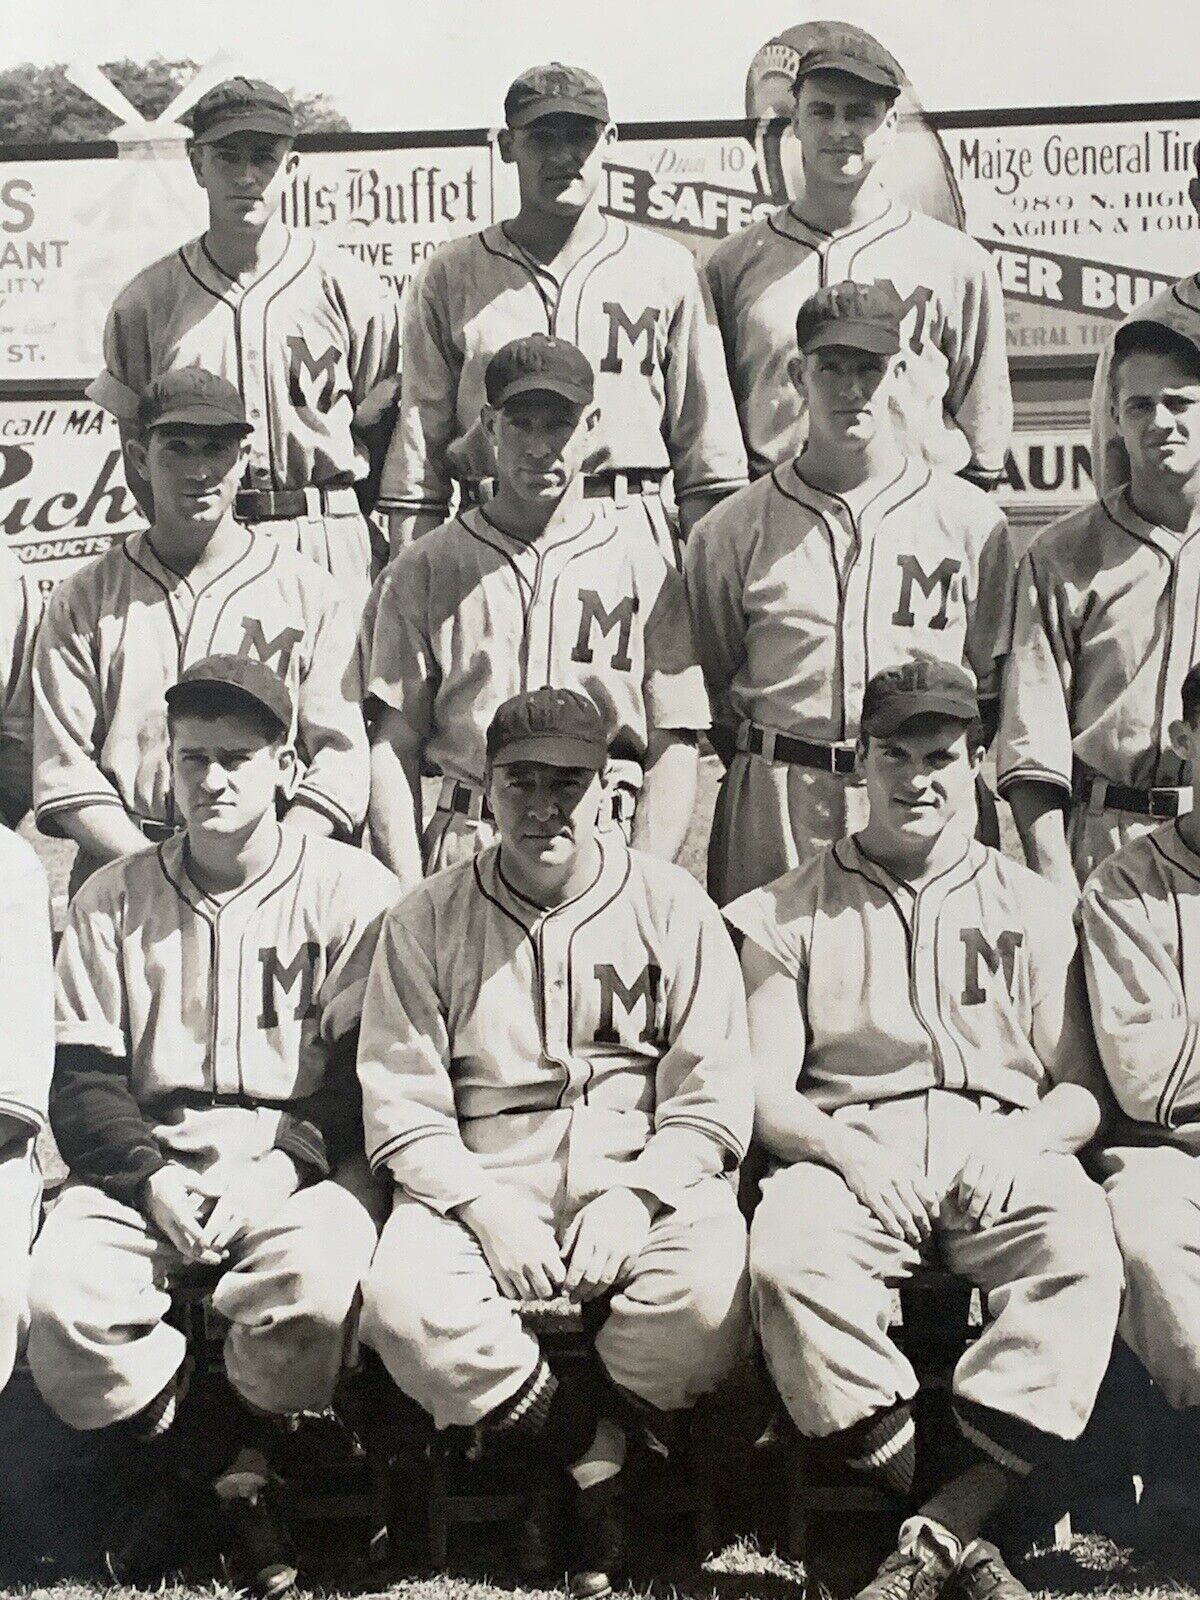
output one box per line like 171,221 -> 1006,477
1089,334 -> 1128,496
336,257 -> 402,430
55,866 -> 128,1059
994,541 -> 1075,799
0,837 -> 53,1132
682,498 -> 750,732
640,553 -> 710,733
314,853 -> 401,1048
722,875 -> 810,985
1025,888 -> 1106,1096
378,254 -> 460,517
661,259 -> 748,501
33,577 -> 124,835
357,897 -> 491,1213
86,280 -> 152,422
942,246 -> 1012,489
290,582 -> 370,837
360,547 -> 439,741
965,506 -> 1017,706
1079,859 -> 1200,1129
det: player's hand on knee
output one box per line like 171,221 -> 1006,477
834,1129 -> 937,1247
952,1116 -> 1030,1229
455,1188 -> 566,1301
143,1164 -> 227,1266
191,1151 -> 304,1254
561,1188 -> 655,1301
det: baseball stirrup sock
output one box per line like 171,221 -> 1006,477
842,1402 -> 917,1496
952,1398 -> 1042,1477
568,1416 -> 627,1490
486,1356 -> 558,1438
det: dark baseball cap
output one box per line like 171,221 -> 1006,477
796,281 -> 904,356
166,654 -> 293,735
138,369 -> 252,434
504,63 -> 610,128
189,77 -> 297,145
486,687 -> 608,769
485,334 -> 595,408
1113,313 -> 1200,370
861,660 -> 979,738
791,24 -> 904,95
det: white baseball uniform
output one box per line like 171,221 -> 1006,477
705,201 -> 1012,486
1079,821 -> 1200,1409
360,499 -> 710,871
26,829 -> 397,1430
357,836 -> 752,1428
684,458 -> 1015,902
727,835 -> 1122,1460
33,526 -> 368,891
88,230 -> 401,611
0,544 -> 41,826
996,489 -> 1200,883
1089,277 -> 1200,496
378,214 -> 747,539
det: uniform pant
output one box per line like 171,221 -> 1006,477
750,1094 -> 1122,1446
361,1176 -> 749,1430
26,1176 -> 379,1431
1101,1143 -> 1200,1410
0,1140 -> 43,1393
248,504 -> 377,619
1069,804 -> 1180,888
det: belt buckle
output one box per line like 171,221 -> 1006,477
1086,778 -> 1108,817
1149,788 -> 1178,820
832,744 -> 857,777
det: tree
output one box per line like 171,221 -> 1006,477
0,58 -> 350,144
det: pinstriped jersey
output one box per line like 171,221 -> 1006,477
683,457 -> 1014,742
996,491 -> 1200,801
87,231 -> 400,491
726,835 -> 1100,1113
1090,276 -> 1200,496
378,213 -> 747,515
360,500 -> 709,787
55,830 -> 397,1171
1080,822 -> 1200,1151
34,527 -> 368,839
705,201 -> 1012,484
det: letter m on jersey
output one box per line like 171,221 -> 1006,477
961,928 -> 1024,1006
594,963 -> 663,1045
259,943 -> 320,1029
572,591 -> 638,671
239,618 -> 304,678
286,335 -> 338,413
599,303 -> 659,376
892,555 -> 961,631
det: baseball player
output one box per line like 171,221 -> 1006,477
362,334 -> 709,886
34,369 -> 368,897
26,654 -> 398,1595
684,281 -> 1014,904
728,659 -> 1122,1600
88,77 -> 400,614
0,542 -> 41,827
1090,144 -> 1200,496
998,316 -> 1200,891
705,25 -> 1011,489
1078,663 -> 1200,1566
358,687 -> 751,1600
379,62 -> 747,555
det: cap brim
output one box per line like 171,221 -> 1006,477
803,323 -> 901,356
507,98 -> 609,128
146,407 -> 253,433
865,692 -> 979,738
193,113 -> 296,144
491,736 -> 606,769
495,376 -> 593,406
795,53 -> 901,91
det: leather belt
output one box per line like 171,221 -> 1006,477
581,470 -> 665,500
1072,769 -> 1190,820
439,778 -> 636,826
235,485 -> 357,522
740,723 -> 859,777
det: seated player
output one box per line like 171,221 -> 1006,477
33,368 -> 368,897
26,655 -> 397,1596
685,282 -> 1013,904
728,660 -> 1122,1600
362,335 -> 709,888
358,687 -> 751,1599
1079,661 -> 1200,1565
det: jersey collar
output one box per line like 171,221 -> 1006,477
475,830 -> 630,936
768,196 -> 897,248
1102,487 -> 1200,562
180,229 -> 312,306
485,210 -> 617,284
781,455 -> 924,528
1171,274 -> 1200,316
836,831 -> 985,914
158,824 -> 303,923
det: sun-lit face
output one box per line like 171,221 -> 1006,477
482,391 -> 596,506
171,708 -> 293,839
860,714 -> 981,851
189,132 -> 292,230
792,344 -> 902,449
131,425 -> 247,534
499,114 -> 614,217
1114,349 -> 1200,487
486,756 -> 606,872
791,71 -> 897,188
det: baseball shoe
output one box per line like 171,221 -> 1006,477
104,1467 -> 205,1583
853,1525 -> 960,1600
953,1540 -> 1030,1600
568,1474 -> 625,1600
218,1488 -> 298,1599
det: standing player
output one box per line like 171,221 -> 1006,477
1079,663 -> 1200,1568
363,335 -> 709,886
998,317 -> 1200,890
27,655 -> 397,1595
379,62 -> 746,554
34,369 -> 368,896
729,660 -> 1122,1600
88,77 -> 400,613
705,25 -> 1010,489
684,282 -> 1013,904
358,688 -> 751,1600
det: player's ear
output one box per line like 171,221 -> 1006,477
480,403 -> 500,449
187,142 -> 205,184
1169,718 -> 1194,763
125,434 -> 150,480
1189,175 -> 1200,219
584,404 -> 601,434
276,742 -> 299,801
787,352 -> 807,393
602,123 -> 618,147
497,128 -> 515,164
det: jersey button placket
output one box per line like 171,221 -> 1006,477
211,903 -> 245,1097
239,273 -> 274,487
1160,542 -> 1200,783
836,505 -> 867,739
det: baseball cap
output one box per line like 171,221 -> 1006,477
795,281 -> 904,356
166,654 -> 293,735
504,63 -> 610,129
1113,312 -> 1200,371
485,334 -> 595,408
189,77 -> 297,145
138,369 -> 252,434
860,660 -> 980,739
791,24 -> 904,95
486,687 -> 609,769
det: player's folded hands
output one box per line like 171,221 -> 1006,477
952,1113 -> 1032,1229
834,1127 -> 937,1247
456,1187 -> 566,1301
142,1163 -> 226,1266
188,1150 -> 304,1254
561,1187 -> 654,1301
